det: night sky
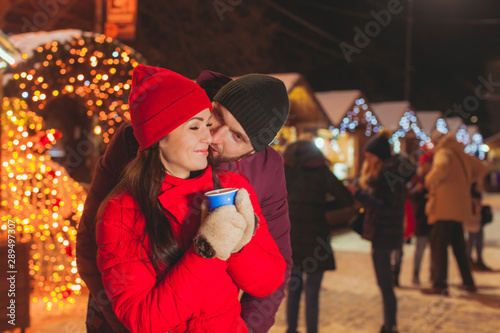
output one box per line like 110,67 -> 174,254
2,0 -> 500,136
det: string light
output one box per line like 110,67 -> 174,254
4,33 -> 144,145
336,98 -> 381,138
1,98 -> 87,311
391,110 -> 428,153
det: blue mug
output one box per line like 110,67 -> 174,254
204,188 -> 238,211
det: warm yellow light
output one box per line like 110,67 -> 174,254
94,126 -> 101,135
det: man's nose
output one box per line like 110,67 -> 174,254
211,126 -> 228,144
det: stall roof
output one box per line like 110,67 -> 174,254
371,101 -> 411,132
268,73 -> 330,127
9,29 -> 82,63
315,90 -> 362,126
416,111 -> 442,135
466,125 -> 480,136
268,73 -> 302,93
446,117 -> 465,133
230,73 -> 302,93
484,132 -> 500,147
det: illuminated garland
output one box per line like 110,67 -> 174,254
4,33 -> 144,144
392,110 -> 428,153
426,118 -> 485,159
456,125 -> 470,146
1,97 -> 87,311
336,98 -> 381,138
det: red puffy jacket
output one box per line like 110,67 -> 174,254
96,167 -> 286,332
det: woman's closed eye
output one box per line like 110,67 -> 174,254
190,123 -> 213,130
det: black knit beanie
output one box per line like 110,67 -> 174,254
213,74 -> 290,152
364,129 -> 392,160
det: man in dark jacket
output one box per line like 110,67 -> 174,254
76,71 -> 292,333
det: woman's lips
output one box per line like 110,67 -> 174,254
195,150 -> 209,156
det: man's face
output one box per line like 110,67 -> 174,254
210,102 -> 255,165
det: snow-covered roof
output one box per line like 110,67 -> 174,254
3,30 -> 85,86
9,29 -> 83,64
466,125 -> 479,136
484,132 -> 500,145
371,101 -> 411,132
446,117 -> 464,133
315,90 -> 362,126
227,73 -> 302,93
416,111 -> 442,135
267,73 -> 302,92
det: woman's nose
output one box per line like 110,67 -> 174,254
201,127 -> 213,144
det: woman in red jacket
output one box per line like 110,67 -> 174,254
96,65 -> 286,333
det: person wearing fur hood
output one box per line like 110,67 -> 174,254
348,129 -> 414,333
422,131 -> 488,295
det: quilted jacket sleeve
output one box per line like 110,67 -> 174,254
96,194 -> 230,333
225,179 -> 286,298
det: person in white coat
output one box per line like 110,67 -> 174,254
422,131 -> 488,295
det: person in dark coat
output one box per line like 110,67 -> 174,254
284,140 -> 353,333
348,129 -> 414,333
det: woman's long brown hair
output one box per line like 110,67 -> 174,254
359,156 -> 383,191
98,141 -> 182,280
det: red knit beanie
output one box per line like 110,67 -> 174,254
129,65 -> 212,150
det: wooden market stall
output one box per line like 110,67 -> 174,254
371,101 -> 426,156
269,73 -> 330,149
315,90 -> 381,179
416,111 -> 443,138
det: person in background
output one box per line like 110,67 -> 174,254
464,180 -> 492,271
422,131 -> 488,295
283,140 -> 353,333
348,129 -> 413,333
76,69 -> 292,333
95,65 -> 285,332
408,151 -> 434,285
